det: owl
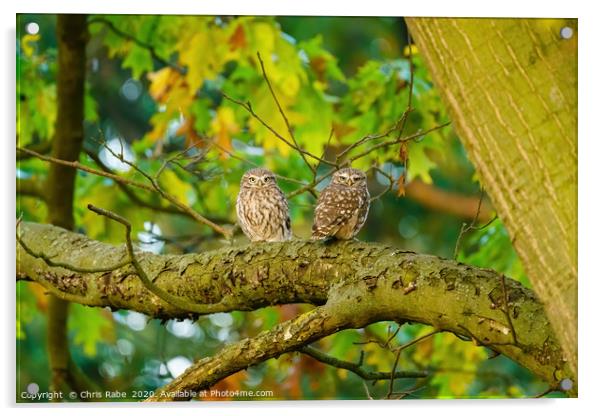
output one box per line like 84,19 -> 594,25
236,168 -> 292,242
312,168 -> 370,240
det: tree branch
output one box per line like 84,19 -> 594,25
299,346 -> 427,381
405,179 -> 495,222
17,146 -> 233,239
16,140 -> 53,160
17,221 -> 574,395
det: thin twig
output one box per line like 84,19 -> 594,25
336,115 -> 406,163
348,122 -> 451,163
221,92 -> 337,168
18,146 -> 156,193
387,329 -> 440,398
392,329 -> 440,353
395,31 -> 416,140
256,52 -> 315,173
370,165 -> 396,202
299,346 -> 427,381
99,135 -> 233,236
18,146 -> 232,239
285,166 -> 337,199
210,140 -> 312,189
453,188 -> 498,260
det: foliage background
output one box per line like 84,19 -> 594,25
16,14 -> 552,400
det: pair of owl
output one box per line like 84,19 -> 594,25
236,167 -> 370,242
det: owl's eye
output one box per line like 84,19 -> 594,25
352,175 -> 362,181
263,176 -> 270,182
249,177 -> 256,183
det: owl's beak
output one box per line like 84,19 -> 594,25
346,178 -> 354,186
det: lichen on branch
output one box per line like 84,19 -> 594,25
16,221 -> 574,396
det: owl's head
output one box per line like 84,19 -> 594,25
241,168 -> 277,189
332,168 -> 367,188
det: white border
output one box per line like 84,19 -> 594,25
2,1 -> 600,415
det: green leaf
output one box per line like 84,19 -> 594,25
122,44 -> 154,79
68,304 -> 114,357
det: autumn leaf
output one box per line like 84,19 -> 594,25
210,106 -> 239,159
175,116 -> 206,147
147,67 -> 181,103
229,24 -> 247,51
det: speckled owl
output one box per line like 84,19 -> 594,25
236,168 -> 292,242
312,168 -> 370,240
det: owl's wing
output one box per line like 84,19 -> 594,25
311,186 -> 358,238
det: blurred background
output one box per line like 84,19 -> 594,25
16,14 -> 547,400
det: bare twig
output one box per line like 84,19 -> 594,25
18,146 -> 155,193
395,31 -> 416,140
101,141 -> 232,238
370,165 -> 396,202
299,346 -> 427,381
362,381 -> 374,399
453,188 -> 498,260
221,92 -> 337,168
209,139 -> 313,190
16,140 -> 53,160
17,146 -> 233,239
348,122 -> 451,163
285,166 -> 337,199
387,329 -> 440,398
335,115 -> 406,163
256,52 -> 315,173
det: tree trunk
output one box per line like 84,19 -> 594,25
406,18 -> 577,379
45,14 -> 88,396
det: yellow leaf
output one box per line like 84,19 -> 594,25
280,73 -> 301,98
21,34 -> 40,57
147,67 -> 181,102
178,25 -> 235,94
159,169 -> 193,205
250,21 -> 277,55
210,107 -> 239,159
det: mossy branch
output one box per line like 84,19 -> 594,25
16,221 -> 574,396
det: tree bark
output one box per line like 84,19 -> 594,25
45,14 -> 89,396
17,222 -> 574,395
406,17 -> 577,377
